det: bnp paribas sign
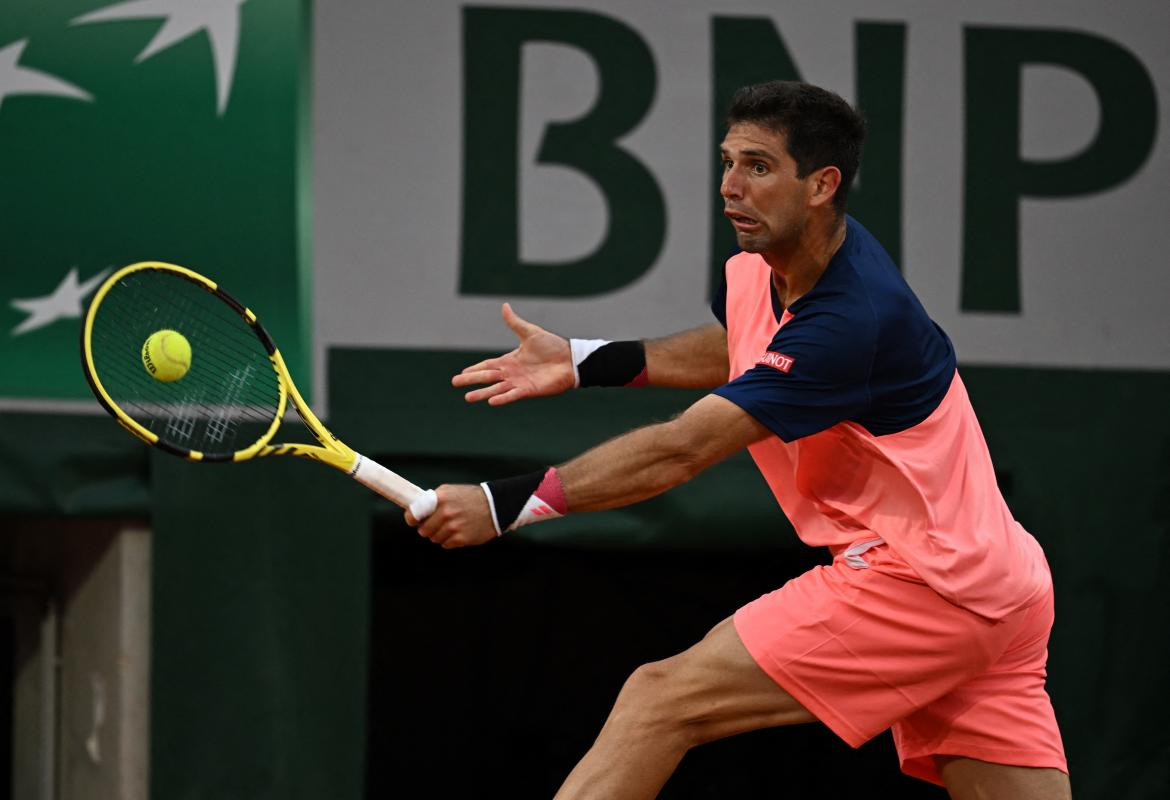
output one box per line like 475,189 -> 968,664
0,0 -> 308,406
312,1 -> 1169,375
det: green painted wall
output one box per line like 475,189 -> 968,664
0,0 -> 310,402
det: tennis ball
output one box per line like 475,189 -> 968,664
141,329 -> 192,382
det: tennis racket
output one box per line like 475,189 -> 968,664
80,261 -> 437,518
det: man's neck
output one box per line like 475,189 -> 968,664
764,214 -> 847,309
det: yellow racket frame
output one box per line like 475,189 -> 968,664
81,261 -> 356,471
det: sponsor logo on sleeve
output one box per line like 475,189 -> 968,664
757,351 -> 795,373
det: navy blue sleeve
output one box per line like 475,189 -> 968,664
710,273 -> 727,328
713,305 -> 875,442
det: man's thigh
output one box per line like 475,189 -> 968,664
938,756 -> 1071,800
732,546 -> 1007,749
645,616 -> 817,744
893,586 -> 1067,784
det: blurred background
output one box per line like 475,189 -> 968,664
1,1 -> 1167,797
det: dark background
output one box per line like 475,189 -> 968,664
366,518 -> 945,798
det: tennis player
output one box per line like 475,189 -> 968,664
407,80 -> 1070,799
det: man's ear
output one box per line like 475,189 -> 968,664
808,166 -> 842,209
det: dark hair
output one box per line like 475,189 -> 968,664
726,81 -> 866,214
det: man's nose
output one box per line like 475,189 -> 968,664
720,169 -> 742,199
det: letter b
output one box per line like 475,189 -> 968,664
460,7 -> 665,296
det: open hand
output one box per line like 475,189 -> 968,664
452,303 -> 575,405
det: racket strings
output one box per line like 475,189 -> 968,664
94,276 -> 274,395
93,297 -> 269,401
92,307 -> 276,449
88,269 -> 282,456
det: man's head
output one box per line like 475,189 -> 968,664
719,81 -> 865,258
725,81 -> 865,215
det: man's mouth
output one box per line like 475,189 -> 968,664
725,209 -> 761,231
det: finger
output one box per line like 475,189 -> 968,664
404,510 -> 418,527
487,386 -> 528,406
452,368 -> 502,388
442,530 -> 479,549
455,356 -> 501,377
501,302 -> 536,339
464,382 -> 513,404
416,513 -> 441,539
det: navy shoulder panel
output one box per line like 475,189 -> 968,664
838,219 -> 955,435
714,218 -> 954,441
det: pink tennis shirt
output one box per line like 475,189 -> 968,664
712,217 -> 1050,620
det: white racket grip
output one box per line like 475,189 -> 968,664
350,453 -> 429,512
409,489 -> 438,521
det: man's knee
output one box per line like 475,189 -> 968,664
610,657 -> 702,742
616,652 -> 744,749
614,658 -> 680,714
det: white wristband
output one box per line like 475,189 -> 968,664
479,482 -> 503,536
569,338 -> 611,388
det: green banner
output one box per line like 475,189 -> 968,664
0,0 -> 310,403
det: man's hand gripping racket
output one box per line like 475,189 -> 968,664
81,261 -> 438,521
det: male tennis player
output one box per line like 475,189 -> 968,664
406,81 -> 1070,799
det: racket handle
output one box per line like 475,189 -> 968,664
409,489 -> 438,521
350,453 -> 434,518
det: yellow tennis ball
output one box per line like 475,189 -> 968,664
141,329 -> 192,382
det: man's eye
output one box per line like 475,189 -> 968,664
752,163 -> 768,175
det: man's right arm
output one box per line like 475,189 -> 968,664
453,304 -> 729,405
644,323 -> 729,388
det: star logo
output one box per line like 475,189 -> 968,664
10,267 -> 111,336
0,39 -> 93,111
72,0 -> 248,116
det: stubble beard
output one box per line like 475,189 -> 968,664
736,215 -> 805,257
733,225 -> 770,253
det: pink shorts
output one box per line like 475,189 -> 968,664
733,540 -> 1067,785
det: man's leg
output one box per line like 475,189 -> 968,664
938,756 -> 1071,800
554,616 -> 816,800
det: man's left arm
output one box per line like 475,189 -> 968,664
407,394 -> 770,548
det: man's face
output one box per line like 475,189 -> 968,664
719,122 -> 812,255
